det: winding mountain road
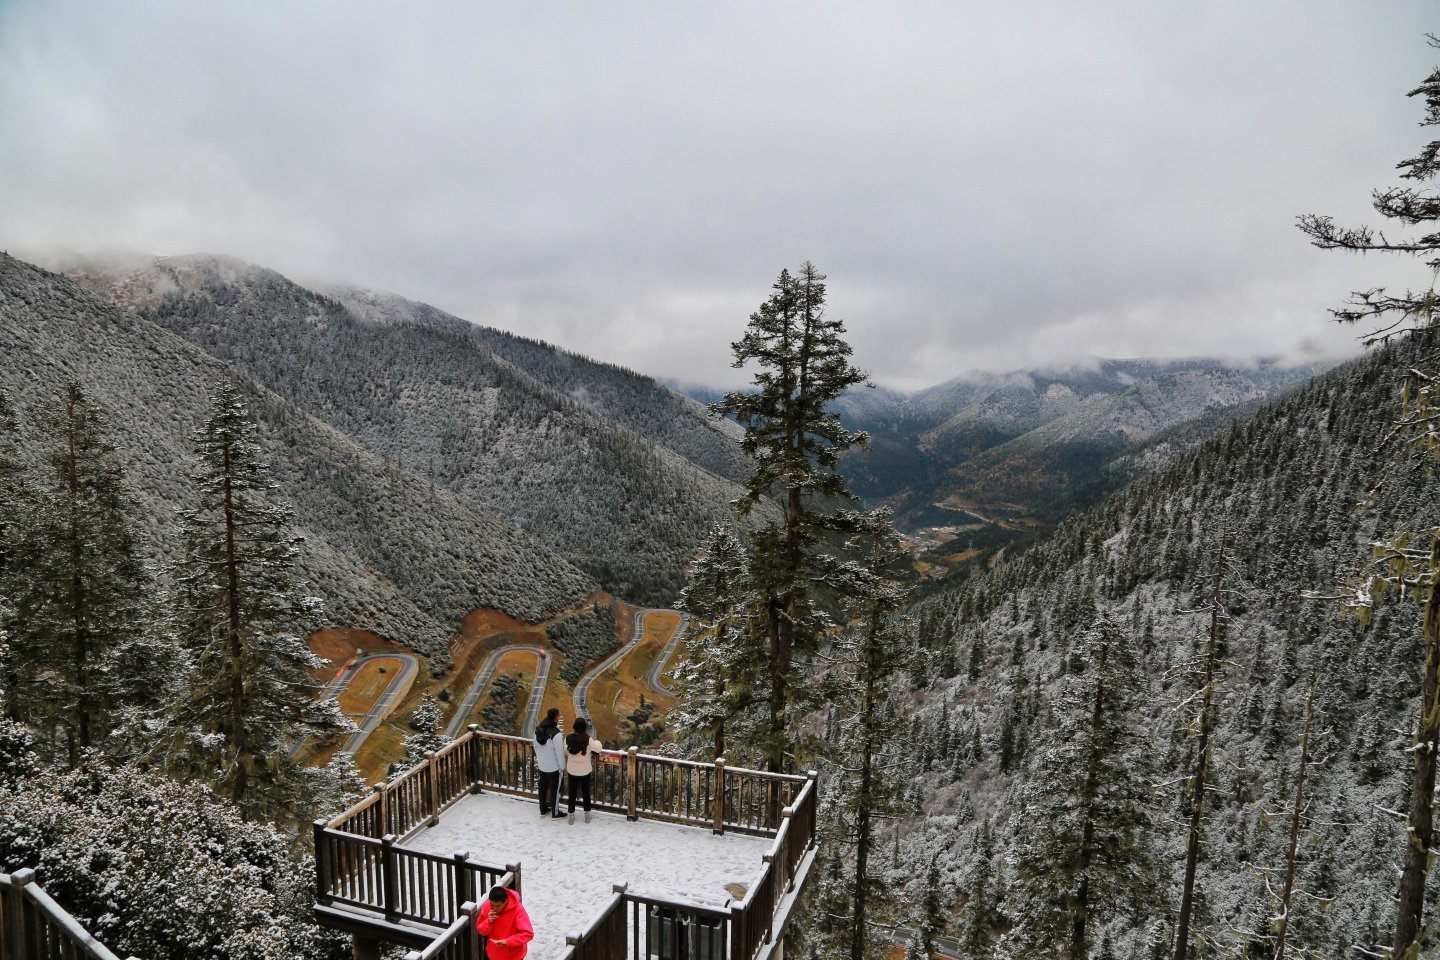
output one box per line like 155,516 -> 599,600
297,652 -> 420,758
444,645 -> 551,739
573,609 -> 684,721
643,611 -> 687,696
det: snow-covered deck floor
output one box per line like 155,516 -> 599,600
403,792 -> 770,960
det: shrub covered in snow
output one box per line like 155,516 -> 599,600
0,760 -> 348,960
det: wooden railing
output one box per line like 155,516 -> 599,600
329,729 -> 808,842
314,820 -> 519,930
318,728 -> 817,960
1,869 -> 137,960
398,869 -> 519,960
553,776 -> 818,960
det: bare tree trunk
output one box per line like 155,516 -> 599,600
1394,544 -> 1440,958
850,614 -> 880,960
1174,535 -> 1226,960
1275,674 -> 1317,960
1069,640 -> 1109,960
221,434 -> 248,807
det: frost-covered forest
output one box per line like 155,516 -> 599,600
867,337 -> 1440,958
1,254 -> 595,654
68,255 -> 759,604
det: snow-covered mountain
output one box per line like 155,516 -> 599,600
888,338 -> 1430,957
1,253 -> 595,655
66,254 -> 760,604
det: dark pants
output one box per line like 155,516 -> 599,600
538,770 -> 561,816
567,773 -> 592,813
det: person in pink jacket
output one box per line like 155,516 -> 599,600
564,717 -> 603,824
476,885 -> 534,960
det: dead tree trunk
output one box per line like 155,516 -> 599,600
1173,533 -> 1227,960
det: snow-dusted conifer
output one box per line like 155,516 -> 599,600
1,380 -> 153,766
910,855 -> 948,960
0,390 -> 23,580
1299,40 -> 1440,960
1001,620 -> 1158,960
401,693 -> 449,769
718,262 -> 869,772
814,509 -> 914,960
671,522 -> 763,761
160,376 -> 350,824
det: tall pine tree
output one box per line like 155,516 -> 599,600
671,522 -> 764,761
160,377 -> 349,824
1299,42 -> 1440,957
718,263 -> 869,772
1,380 -> 154,766
1003,621 -> 1158,960
814,509 -> 913,960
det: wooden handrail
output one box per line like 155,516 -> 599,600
400,869 -> 517,960
318,730 -> 820,960
1,869 -> 139,960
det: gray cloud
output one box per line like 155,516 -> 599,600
1,1 -> 1435,390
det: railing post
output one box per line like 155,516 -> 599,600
713,758 -> 726,835
11,868 -> 35,960
454,851 -> 472,912
313,819 -> 331,905
806,771 -> 818,848
462,900 -> 481,960
374,782 -> 390,838
627,747 -> 639,821
730,903 -> 744,960
469,725 -> 484,793
780,808 -> 795,892
382,834 -> 399,923
425,752 -> 440,826
506,862 -> 523,902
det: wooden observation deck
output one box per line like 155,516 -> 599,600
313,728 -> 819,960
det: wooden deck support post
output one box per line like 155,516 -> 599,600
381,834 -> 399,924
425,752 -> 440,826
713,758 -> 726,835
627,747 -> 639,821
313,819 -> 331,905
468,725 -> 483,793
353,935 -> 382,960
507,862 -> 523,902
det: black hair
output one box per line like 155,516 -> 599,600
567,717 -> 590,754
489,885 -> 508,903
546,707 -> 560,720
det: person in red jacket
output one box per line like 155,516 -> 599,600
476,885 -> 534,960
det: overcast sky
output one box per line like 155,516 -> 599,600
1,2 -> 1437,391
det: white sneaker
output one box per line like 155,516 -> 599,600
584,812 -> 592,824
568,812 -> 575,824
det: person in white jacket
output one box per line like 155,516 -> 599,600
564,717 -> 603,824
533,708 -> 567,820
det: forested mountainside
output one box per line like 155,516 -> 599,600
327,285 -> 750,483
883,337 -> 1429,956
0,254 -> 594,653
66,255 -> 756,604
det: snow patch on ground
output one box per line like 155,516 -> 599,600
404,792 -> 769,960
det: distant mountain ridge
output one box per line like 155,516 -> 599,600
834,357 -> 1331,524
0,253 -> 595,656
65,254 -> 760,604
